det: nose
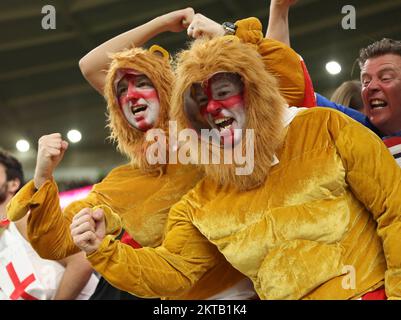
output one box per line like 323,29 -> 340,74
126,83 -> 142,101
206,99 -> 223,115
366,78 -> 380,92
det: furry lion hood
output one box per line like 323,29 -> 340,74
170,36 -> 287,190
104,45 -> 173,173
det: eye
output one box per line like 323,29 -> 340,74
136,77 -> 154,88
195,93 -> 208,107
217,90 -> 230,98
117,84 -> 128,97
198,96 -> 208,107
361,79 -> 370,87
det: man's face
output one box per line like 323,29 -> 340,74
361,54 -> 401,135
116,70 -> 160,132
0,164 -> 9,205
195,73 -> 245,147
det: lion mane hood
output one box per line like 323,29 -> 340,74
171,36 -> 287,190
104,45 -> 173,174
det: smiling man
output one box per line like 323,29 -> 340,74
194,72 -> 245,147
358,39 -> 401,167
359,38 -> 401,137
71,29 -> 401,299
115,70 -> 161,132
7,45 -> 252,300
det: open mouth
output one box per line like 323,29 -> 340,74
214,117 -> 234,131
131,104 -> 147,115
370,99 -> 387,109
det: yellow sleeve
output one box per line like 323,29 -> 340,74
87,195 -> 220,298
93,204 -> 122,237
335,121 -> 401,299
7,180 -> 37,221
7,178 -> 103,260
235,17 -> 306,106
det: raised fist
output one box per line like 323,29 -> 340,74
187,13 -> 225,39
33,133 -> 68,189
159,7 -> 195,33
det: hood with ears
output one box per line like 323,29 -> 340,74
171,36 -> 287,190
104,45 -> 173,174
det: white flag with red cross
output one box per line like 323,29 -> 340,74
0,224 -> 47,300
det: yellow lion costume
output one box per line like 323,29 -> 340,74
7,45 -> 251,299
86,22 -> 401,300
7,17 -> 323,299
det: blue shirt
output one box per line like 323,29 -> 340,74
315,93 -> 381,136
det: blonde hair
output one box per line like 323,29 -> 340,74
330,80 -> 363,112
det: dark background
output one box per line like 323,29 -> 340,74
1,0 -> 399,185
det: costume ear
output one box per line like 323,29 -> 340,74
149,45 -> 170,60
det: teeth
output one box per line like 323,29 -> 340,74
214,118 -> 230,125
131,105 -> 147,114
371,99 -> 386,107
213,117 -> 234,131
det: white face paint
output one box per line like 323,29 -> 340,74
116,70 -> 160,131
196,73 -> 246,147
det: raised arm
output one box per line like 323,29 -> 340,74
7,134 -> 111,259
266,0 -> 298,46
79,7 -> 194,94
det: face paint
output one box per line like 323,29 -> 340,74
115,70 -> 160,131
196,73 -> 246,147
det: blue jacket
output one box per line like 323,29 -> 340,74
315,93 -> 381,136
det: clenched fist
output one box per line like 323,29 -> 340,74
187,13 -> 225,39
157,7 -> 195,33
70,208 -> 106,255
34,133 -> 68,189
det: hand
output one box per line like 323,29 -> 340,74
70,208 -> 106,255
187,13 -> 225,39
158,7 -> 195,33
270,0 -> 298,10
33,133 -> 68,189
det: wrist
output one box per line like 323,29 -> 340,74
270,4 -> 290,15
145,16 -> 168,37
33,174 -> 51,190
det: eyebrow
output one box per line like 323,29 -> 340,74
361,66 -> 397,78
136,75 -> 151,81
213,81 -> 231,91
377,67 -> 397,75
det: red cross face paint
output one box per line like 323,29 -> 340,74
114,69 -> 160,132
194,72 -> 245,147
